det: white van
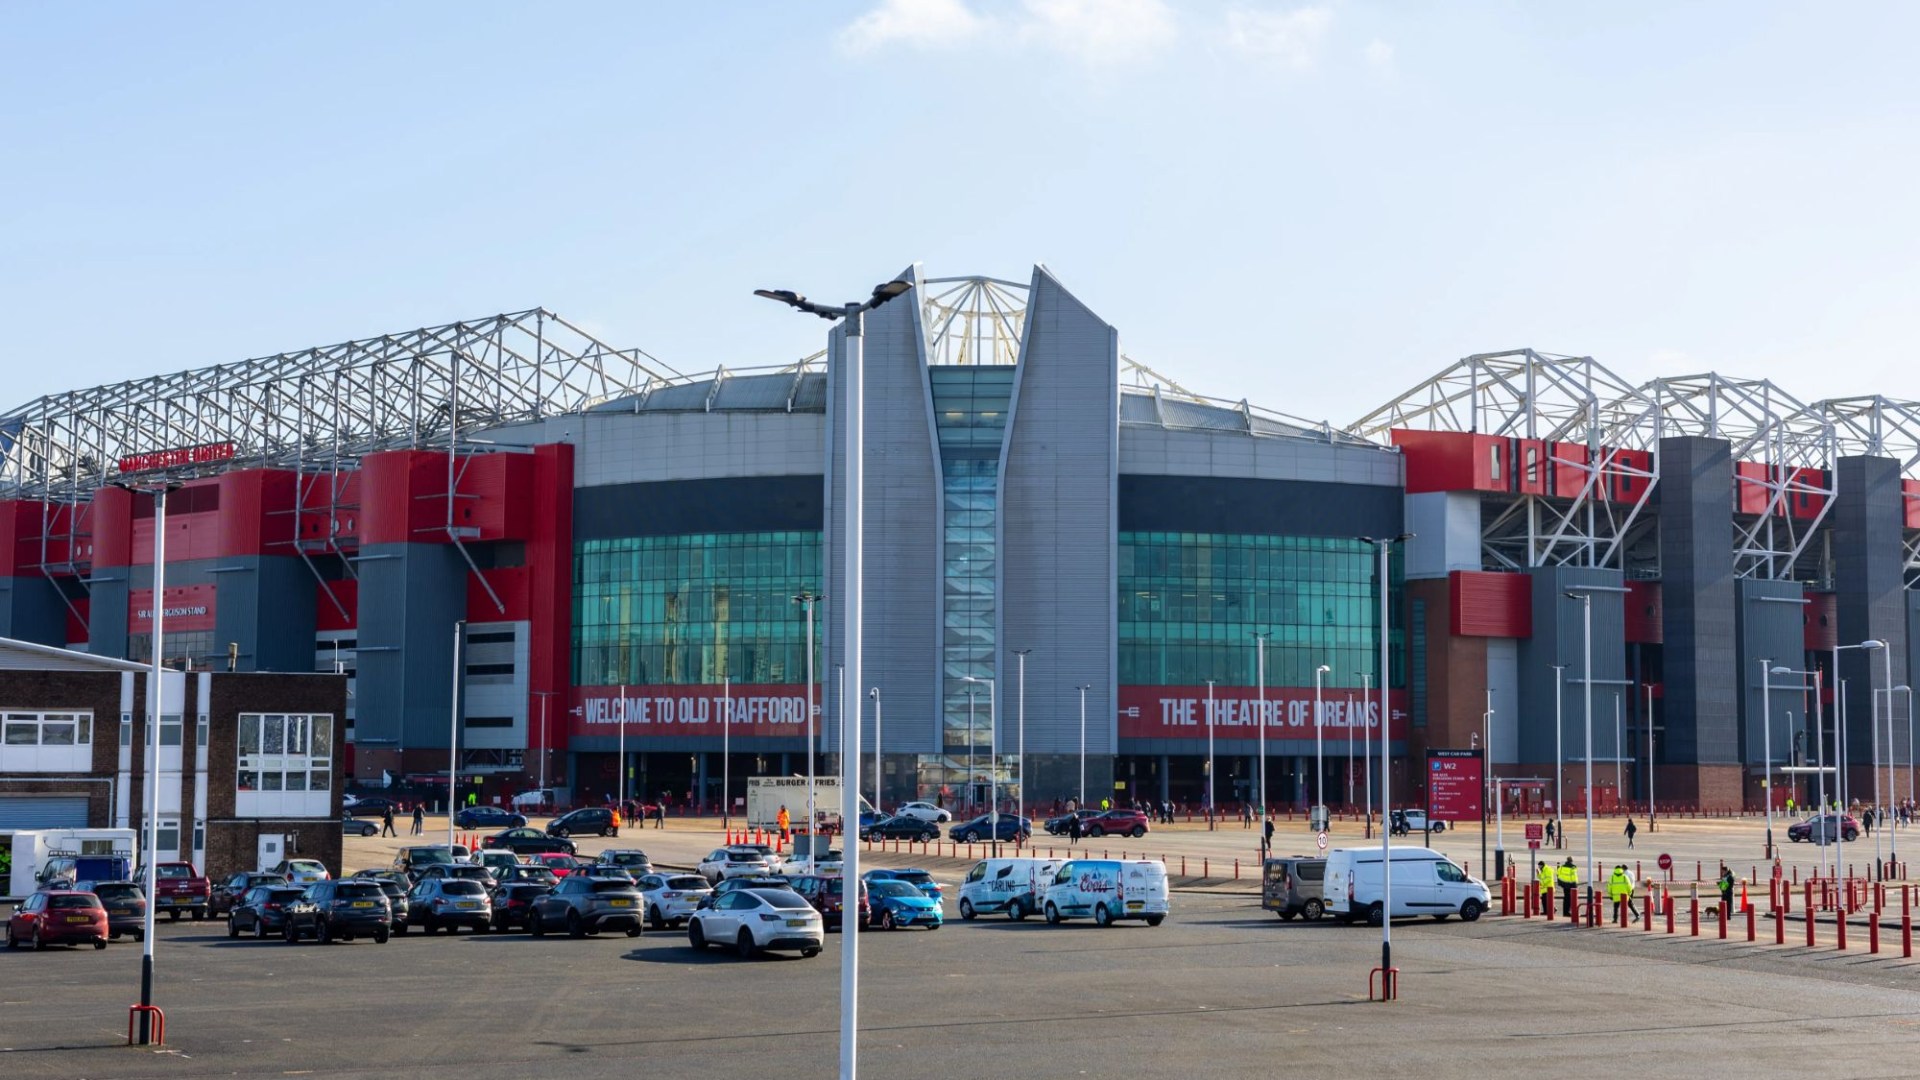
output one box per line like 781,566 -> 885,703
1324,845 -> 1490,927
1041,859 -> 1169,927
958,856 -> 1063,921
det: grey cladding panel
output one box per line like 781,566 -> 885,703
1834,455 -> 1908,764
1736,579 -> 1807,769
354,543 -> 469,751
1658,437 -> 1738,765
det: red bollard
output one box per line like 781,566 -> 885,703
1644,892 -> 1653,932
1233,859 -> 1239,880
1775,904 -> 1786,945
1746,904 -> 1755,942
1203,858 -> 1209,878
1837,907 -> 1848,951
1690,898 -> 1700,937
1719,901 -> 1728,939
1665,894 -> 1674,934
1697,860 -> 1703,881
1870,914 -> 1880,954
1618,899 -> 1627,928
1905,913 -> 1913,959
1808,899 -> 1818,947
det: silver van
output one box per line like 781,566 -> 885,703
1263,856 -> 1328,921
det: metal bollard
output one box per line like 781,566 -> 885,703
1691,897 -> 1700,937
1775,904 -> 1785,945
1665,894 -> 1674,934
1719,900 -> 1728,939
1746,903 -> 1755,942
1870,913 -> 1880,954
1643,889 -> 1653,932
1837,907 -> 1848,951
1905,912 -> 1913,959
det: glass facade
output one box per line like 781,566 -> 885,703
1118,532 -> 1404,690
573,532 -> 822,687
931,366 -> 1015,761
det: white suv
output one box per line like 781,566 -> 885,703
637,872 -> 713,929
698,847 -> 772,884
688,887 -> 823,958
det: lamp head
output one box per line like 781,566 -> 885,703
870,279 -> 913,304
1317,664 -> 1331,674
1861,639 -> 1887,650
1770,665 -> 1792,675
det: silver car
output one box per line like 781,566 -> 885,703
637,873 -> 713,929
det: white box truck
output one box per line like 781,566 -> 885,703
746,777 -> 875,833
4,829 -> 139,902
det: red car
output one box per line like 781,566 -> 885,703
1082,809 -> 1150,838
791,875 -> 869,932
7,890 -> 109,950
531,852 -> 595,878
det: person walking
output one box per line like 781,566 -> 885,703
1262,816 -> 1274,855
1556,857 -> 1579,920
411,804 -> 424,836
653,801 -> 666,829
1716,863 -> 1736,918
1536,859 -> 1557,916
1624,818 -> 1638,848
777,804 -> 791,843
1786,795 -> 1796,817
1545,818 -> 1556,845
1607,864 -> 1634,922
381,806 -> 396,838
1068,812 -> 1083,847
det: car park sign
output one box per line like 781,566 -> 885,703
1426,749 -> 1483,820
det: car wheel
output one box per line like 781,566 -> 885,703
32,925 -> 46,950
960,830 -> 978,843
1130,826 -> 1146,838
395,921 -> 410,935
423,918 -> 438,935
1461,900 -> 1484,922
1015,831 -> 1031,844
1146,914 -> 1165,927
605,827 -> 617,838
1367,902 -> 1385,928
135,930 -> 145,943
168,910 -> 180,921
529,912 -> 545,937
959,899 -> 976,921
283,923 -> 298,943
375,929 -> 390,944
1094,902 -> 1113,927
625,924 -> 641,938
1045,903 -> 1061,925
317,920 -> 333,944
554,827 -> 570,839
94,939 -> 108,950
3,926 -> 15,949
228,919 -> 239,939
1430,913 -> 1450,922
1304,898 -> 1325,921
1846,830 -> 1860,842
688,921 -> 707,951
1279,909 -> 1297,921
1009,899 -> 1028,922
567,911 -> 585,939
801,947 -> 821,958
736,929 -> 756,958
1089,826 -> 1105,838
649,906 -> 666,931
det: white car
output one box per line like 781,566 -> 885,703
269,859 -> 331,885
637,872 -> 713,929
698,847 -> 773,884
779,850 -> 844,878
688,886 -> 823,958
894,801 -> 952,824
474,850 -> 523,877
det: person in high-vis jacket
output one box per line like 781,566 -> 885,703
1607,864 -> 1635,921
1556,858 -> 1579,918
1537,860 -> 1557,915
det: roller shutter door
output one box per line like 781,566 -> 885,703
0,796 -> 90,830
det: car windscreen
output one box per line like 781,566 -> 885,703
756,890 -> 812,910
894,871 -> 934,886
870,881 -> 919,898
50,894 -> 100,909
268,888 -> 305,903
335,883 -> 383,899
156,865 -> 190,879
410,849 -> 454,865
439,881 -> 487,896
590,880 -> 637,894
93,883 -> 142,900
666,876 -> 709,891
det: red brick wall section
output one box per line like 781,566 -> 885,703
0,671 -> 123,826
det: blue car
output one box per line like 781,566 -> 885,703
863,867 -> 943,903
867,879 -> 943,930
455,806 -> 528,829
948,814 -> 1031,844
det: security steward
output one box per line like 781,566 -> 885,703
1607,864 -> 1635,922
1536,859 -> 1557,915
1556,857 -> 1579,920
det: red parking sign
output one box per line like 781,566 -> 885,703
1525,823 -> 1544,841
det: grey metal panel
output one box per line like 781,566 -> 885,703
1518,566 -> 1628,770
1736,579 -> 1807,770
1658,436 -> 1739,765
1487,637 -> 1519,765
1835,455 -> 1908,765
710,374 -> 800,411
0,795 -> 89,829
825,265 -> 943,759
1403,493 -> 1482,581
353,543 -> 468,752
213,556 -> 317,673
1118,425 -> 1401,486
89,575 -> 129,661
638,383 -> 710,411
0,576 -> 67,648
487,411 -> 827,489
997,266 -> 1117,761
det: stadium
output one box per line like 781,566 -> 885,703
0,263 -> 1913,819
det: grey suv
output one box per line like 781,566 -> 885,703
284,880 -> 393,944
527,875 -> 643,938
400,878 -> 492,934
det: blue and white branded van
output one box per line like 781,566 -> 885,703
1041,859 -> 1168,927
958,857 -> 1063,921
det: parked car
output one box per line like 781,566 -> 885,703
594,849 -> 655,879
509,788 -> 558,811
862,867 -> 943,903
547,807 -> 620,839
528,874 -> 644,938
867,878 -> 943,930
1263,856 -> 1329,921
1042,859 -> 1170,927
269,859 -> 332,885
343,795 -> 402,819
146,862 -> 212,920
494,864 -> 561,888
790,874 -> 868,931
1044,810 -> 1102,836
699,846 -> 774,884
391,846 -> 457,881
1080,809 -> 1150,838
399,878 -> 492,934
491,882 -> 553,932
418,863 -> 498,894
6,890 -> 108,949
893,801 -> 953,824
228,885 -> 305,938
82,881 -> 147,941
483,827 -> 577,856
688,887 -> 823,958
699,875 -> 795,910
473,849 -> 524,878
369,877 -> 410,925
531,852 -> 591,878
284,880 -> 392,944
1326,846 -> 1487,925
949,814 -> 1032,844
958,857 -> 1062,921
1788,814 -> 1861,843
861,815 -> 940,843
455,806 -> 528,830
1390,809 -> 1447,835
213,871 -> 290,916
780,850 -> 844,878
636,873 -> 713,929
342,816 -> 379,837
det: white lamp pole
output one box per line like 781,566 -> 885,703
869,687 -> 881,812
1565,591 -> 1596,906
1314,664 -> 1330,827
1206,679 -> 1216,830
133,484 -> 174,1045
615,681 -> 626,818
967,690 -> 977,813
1013,649 -> 1030,826
1359,674 -> 1372,833
1358,534 -> 1409,980
965,676 -> 999,852
1077,684 -> 1089,808
450,621 -> 465,850
1762,660 -> 1776,859
1255,631 -> 1270,848
722,677 -> 732,830
793,592 -> 818,858
1551,664 -> 1566,847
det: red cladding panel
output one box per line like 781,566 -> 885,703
1733,461 -> 1773,516
1804,592 -> 1837,652
1550,442 -> 1591,499
296,471 -> 362,547
528,443 -> 573,753
0,501 -> 32,576
1449,571 -> 1531,638
461,453 -> 535,542
315,578 -> 358,633
1514,439 -> 1549,496
215,470 -> 297,557
359,451 -> 452,545
1624,580 -> 1663,644
65,597 -> 89,645
1905,480 -> 1920,530
1393,430 -> 1511,494
1606,448 -> 1653,503
467,567 -> 532,621
92,486 -> 133,568
1786,468 -> 1828,521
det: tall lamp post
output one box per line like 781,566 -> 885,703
1550,664 -> 1566,849
531,690 -> 557,807
1762,661 -> 1780,859
757,275 -> 912,1080
1254,631 -> 1271,855
722,677 -> 732,831
450,621 -> 466,850
964,676 -> 998,853
1313,664 -> 1330,829
1012,649 -> 1030,826
792,591 -> 820,859
1835,640 -> 1886,879
1564,591 -> 1596,911
122,482 -> 178,1046
1358,534 -> 1411,991
1077,684 -> 1090,809
1776,665 -> 1829,877
1205,679 -> 1216,830
1838,639 -> 1890,876
869,687 -> 881,812
967,690 -> 977,813
1358,673 -> 1373,836
1645,682 -> 1656,832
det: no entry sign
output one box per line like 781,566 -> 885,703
1427,749 -> 1484,821
1657,853 -> 1673,871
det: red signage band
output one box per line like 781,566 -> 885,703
571,685 -> 816,740
128,584 -> 218,633
1116,686 -> 1410,741
1427,749 -> 1484,821
118,441 -> 236,475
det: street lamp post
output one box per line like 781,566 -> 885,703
1646,682 -> 1656,832
1255,631 -> 1270,856
869,687 -> 881,812
1205,679 -> 1216,830
531,690 -> 556,805
450,621 -> 466,850
967,690 -> 977,814
1359,673 -> 1372,836
1358,534 -> 1410,988
1314,664 -> 1330,830
1565,591 -> 1596,911
1077,684 -> 1089,808
125,483 -> 177,1046
1763,660 -> 1780,859
1551,665 -> 1566,849
616,683 -> 626,823
757,275 -> 911,1080
964,676 -> 998,853
793,591 -> 820,860
1835,640 -> 1887,880
1013,649 -> 1030,826
723,677 -> 732,831
1777,665 -> 1830,877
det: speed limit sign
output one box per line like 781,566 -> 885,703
1316,830 -> 1329,851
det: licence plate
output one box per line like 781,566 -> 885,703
786,918 -> 808,927
456,901 -> 478,910
158,897 -> 176,904
351,901 -> 375,908
111,908 -> 132,916
1127,902 -> 1144,910
66,915 -> 92,923
608,899 -> 631,907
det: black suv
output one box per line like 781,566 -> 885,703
547,807 -> 619,839
492,882 -> 553,931
284,880 -> 393,944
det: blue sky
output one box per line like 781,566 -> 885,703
5,1 -> 1918,427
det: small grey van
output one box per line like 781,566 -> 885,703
1263,856 -> 1328,921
